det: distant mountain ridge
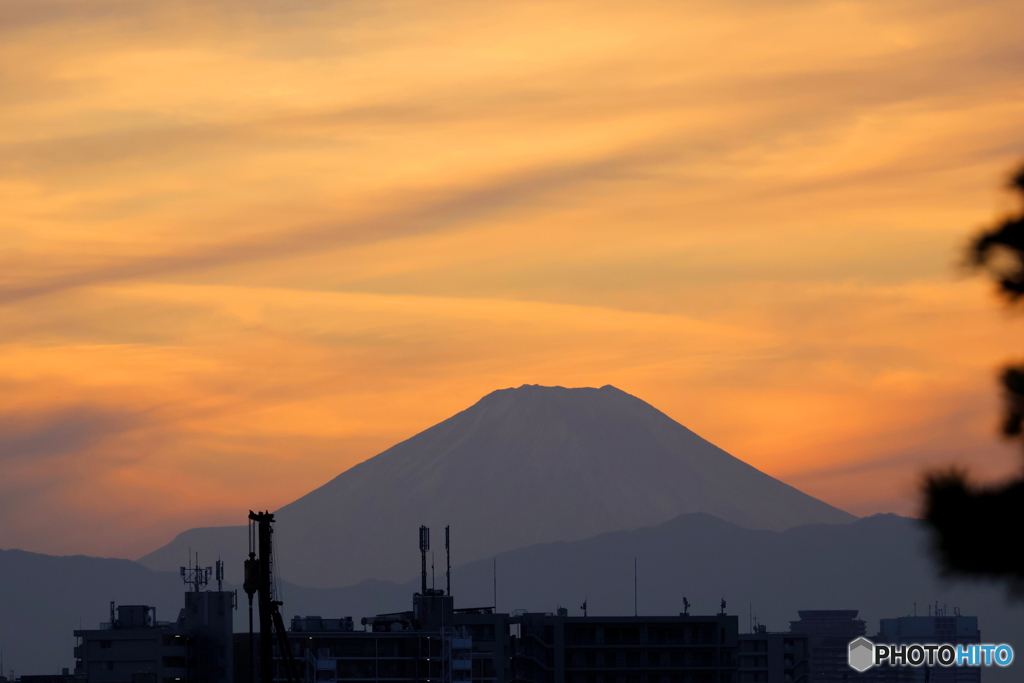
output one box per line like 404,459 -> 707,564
139,384 -> 854,588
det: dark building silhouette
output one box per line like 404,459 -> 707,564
737,626 -> 810,683
786,609 -> 984,683
235,591 -> 485,683
73,591 -> 234,683
230,522 -> 785,683
246,596 -> 802,683
512,609 -> 743,683
17,675 -> 74,683
788,610 -> 870,682
871,613 -> 980,683
66,582 -> 990,683
69,525 -> 993,683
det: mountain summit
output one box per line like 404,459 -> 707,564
139,385 -> 854,588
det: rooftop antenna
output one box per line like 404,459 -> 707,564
720,598 -> 727,615
180,552 -> 211,592
216,559 -> 224,592
419,526 -> 430,595
431,551 -> 435,591
914,602 -> 917,617
445,525 -> 451,596
682,597 -> 690,616
580,598 -> 587,617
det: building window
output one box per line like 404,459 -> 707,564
101,640 -> 112,649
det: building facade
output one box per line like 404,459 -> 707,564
788,610 -> 871,682
235,591 -> 483,683
736,628 -> 809,683
872,614 -> 980,683
74,591 -> 234,683
512,610 -> 741,683
245,598 -> 793,683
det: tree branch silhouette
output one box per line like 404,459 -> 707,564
922,161 -> 1024,591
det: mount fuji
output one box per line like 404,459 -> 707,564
139,384 -> 854,588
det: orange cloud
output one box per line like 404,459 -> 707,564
1,0 -> 1022,558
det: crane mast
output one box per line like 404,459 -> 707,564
244,510 -> 299,683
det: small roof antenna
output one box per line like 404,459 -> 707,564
580,598 -> 587,617
633,557 -> 637,617
682,597 -> 690,616
419,526 -> 430,595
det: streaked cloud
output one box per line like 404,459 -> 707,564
1,0 -> 1022,558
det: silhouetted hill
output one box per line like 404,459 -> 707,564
442,513 -> 1016,627
0,549 -> 184,678
138,385 -> 854,587
4,514 -> 1022,682
0,548 -> 402,677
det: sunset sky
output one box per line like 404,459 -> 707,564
2,0 -> 1023,560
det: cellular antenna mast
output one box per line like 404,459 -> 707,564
445,525 -> 451,596
419,526 -> 430,595
180,553 -> 211,592
216,559 -> 224,592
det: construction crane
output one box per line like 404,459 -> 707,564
243,510 -> 300,683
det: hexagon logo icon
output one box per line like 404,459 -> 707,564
848,637 -> 875,672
